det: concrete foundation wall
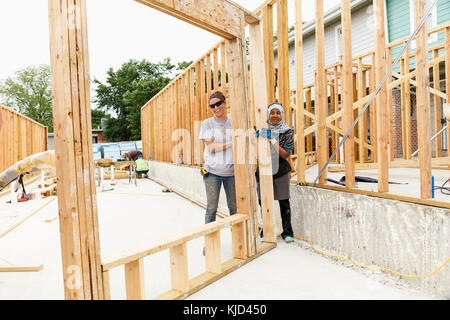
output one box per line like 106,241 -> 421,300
147,160 -> 450,298
290,186 -> 450,298
147,161 -> 231,216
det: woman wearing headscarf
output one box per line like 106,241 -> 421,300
256,102 -> 295,243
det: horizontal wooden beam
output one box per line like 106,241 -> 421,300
328,157 -> 450,172
102,214 -> 248,270
135,0 -> 245,39
156,242 -> 276,300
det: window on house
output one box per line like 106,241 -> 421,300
410,0 -> 438,47
336,26 -> 343,61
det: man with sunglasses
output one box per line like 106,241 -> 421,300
198,91 -> 237,228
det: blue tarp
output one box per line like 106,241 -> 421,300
93,144 -> 102,161
93,141 -> 143,162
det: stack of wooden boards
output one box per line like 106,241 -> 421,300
39,178 -> 58,198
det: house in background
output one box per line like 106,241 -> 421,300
274,0 -> 374,91
273,0 -> 450,159
386,0 -> 450,157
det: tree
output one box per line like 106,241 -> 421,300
0,64 -> 115,135
0,65 -> 54,132
91,108 -> 110,129
94,58 -> 187,142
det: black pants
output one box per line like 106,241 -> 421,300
260,199 -> 294,239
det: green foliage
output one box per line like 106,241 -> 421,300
93,58 -> 176,142
0,65 -> 54,132
91,108 -> 110,129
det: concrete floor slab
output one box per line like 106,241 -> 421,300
0,178 -> 444,300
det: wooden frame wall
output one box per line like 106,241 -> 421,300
142,0 -> 450,203
0,104 -> 48,173
48,0 -> 277,300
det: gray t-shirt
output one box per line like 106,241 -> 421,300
198,117 -> 234,176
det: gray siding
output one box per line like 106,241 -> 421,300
275,4 -> 375,92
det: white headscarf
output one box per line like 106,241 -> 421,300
267,103 -> 291,134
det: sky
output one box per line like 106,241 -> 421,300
0,0 -> 340,96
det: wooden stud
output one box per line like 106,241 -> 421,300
48,0 -> 103,300
315,0 -> 328,185
124,258 -> 146,300
433,49 -> 442,157
404,46 -> 412,160
102,271 -> 111,300
232,221 -> 247,259
276,0 -> 291,125
220,42 -> 228,99
170,243 -> 189,292
262,5 -> 275,103
226,23 -> 259,256
294,0 -> 305,182
334,66 -> 341,163
204,231 -> 222,274
305,88 -> 313,153
358,59 -> 365,164
415,0 -> 432,199
249,21 -> 276,245
374,0 -> 389,193
206,53 -> 212,118
445,27 -> 450,156
387,47 -> 395,161
341,0 -> 355,187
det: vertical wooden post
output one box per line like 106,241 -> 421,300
315,0 -> 328,185
295,0 -> 305,183
207,54 -> 212,118
370,52 -> 378,162
204,231 -> 222,274
125,259 -> 146,300
226,15 -> 258,257
221,42 -> 228,98
249,21 -> 276,244
305,88 -> 313,153
341,0 -> 355,187
358,59 -> 365,164
334,66 -> 341,163
102,271 -> 111,300
48,0 -> 103,300
404,46 -> 412,160
445,27 -> 450,155
387,47 -> 395,161
400,55 -> 407,158
170,243 -> 189,292
232,221 -> 247,259
262,5 -> 275,103
374,0 -> 389,192
433,49 -> 442,157
415,0 -> 432,199
277,0 -> 291,125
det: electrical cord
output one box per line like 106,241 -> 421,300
433,179 -> 450,196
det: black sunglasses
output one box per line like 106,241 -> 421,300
209,101 -> 223,109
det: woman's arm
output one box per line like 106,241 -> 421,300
271,140 -> 288,159
204,139 -> 233,153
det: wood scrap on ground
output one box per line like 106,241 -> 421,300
0,264 -> 44,272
